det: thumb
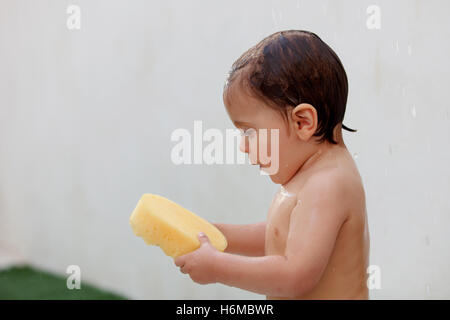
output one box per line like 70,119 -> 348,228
197,232 -> 211,245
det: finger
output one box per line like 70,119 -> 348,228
198,232 -> 211,245
174,256 -> 185,267
180,265 -> 189,274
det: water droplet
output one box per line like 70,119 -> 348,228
425,235 -> 430,246
411,105 -> 416,118
388,145 -> 393,155
402,86 -> 407,97
395,40 -> 400,54
384,168 -> 388,177
297,199 -> 302,205
296,0 -> 300,9
280,186 -> 294,198
353,153 -> 358,159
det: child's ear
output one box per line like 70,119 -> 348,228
290,103 -> 318,141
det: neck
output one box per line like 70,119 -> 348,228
285,129 -> 346,185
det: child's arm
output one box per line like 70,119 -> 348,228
213,174 -> 350,297
175,173 -> 350,298
212,222 -> 266,256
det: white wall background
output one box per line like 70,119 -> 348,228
0,0 -> 449,299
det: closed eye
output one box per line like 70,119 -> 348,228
240,128 -> 257,137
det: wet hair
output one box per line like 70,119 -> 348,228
223,30 -> 356,144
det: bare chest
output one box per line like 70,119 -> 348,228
265,190 -> 298,255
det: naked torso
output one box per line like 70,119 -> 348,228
265,146 -> 370,300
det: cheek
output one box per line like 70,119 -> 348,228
269,129 -> 290,161
258,128 -> 282,156
247,126 -> 293,171
272,131 -> 298,176
261,130 -> 291,177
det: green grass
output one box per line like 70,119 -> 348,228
0,265 -> 127,300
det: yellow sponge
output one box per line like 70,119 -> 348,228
129,194 -> 227,258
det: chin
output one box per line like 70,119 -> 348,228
266,169 -> 293,185
270,175 -> 289,185
263,170 -> 283,184
259,164 -> 287,184
268,175 -> 280,184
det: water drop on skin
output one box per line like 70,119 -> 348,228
426,284 -> 431,296
280,186 -> 294,198
353,153 -> 358,159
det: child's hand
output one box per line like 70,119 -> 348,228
174,232 -> 220,284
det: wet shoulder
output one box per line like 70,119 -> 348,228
297,164 -> 361,219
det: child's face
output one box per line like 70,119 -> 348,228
224,87 -> 311,185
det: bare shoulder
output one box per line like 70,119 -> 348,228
301,166 -> 352,198
298,166 -> 362,221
